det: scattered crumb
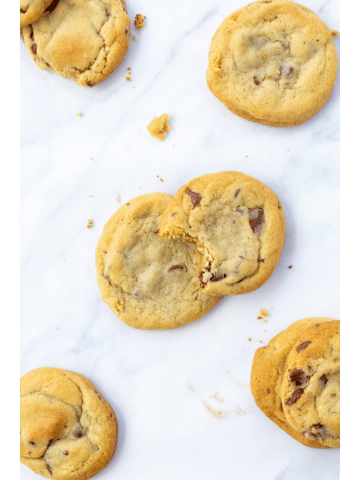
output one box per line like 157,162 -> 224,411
134,14 -> 145,29
245,155 -> 248,158
261,53 -> 266,58
117,195 -> 122,205
146,113 -> 171,141
56,327 -> 60,330
287,149 -> 290,151
260,340 -> 263,343
257,316 -> 263,320
126,77 -> 131,81
202,400 -> 229,419
160,178 -> 164,182
260,309 -> 269,318
248,338 -> 252,341
288,265 -> 293,269
209,392 -> 225,404
187,384 -> 195,392
126,67 -> 131,71
89,195 -> 93,198
331,29 -> 339,36
132,35 -> 137,40
77,113 -> 82,117
138,186 -> 141,189
264,330 -> 267,332
264,319 -> 268,323
63,258 -> 66,261
270,307 -> 273,310
90,157 -> 93,160
87,219 -> 93,228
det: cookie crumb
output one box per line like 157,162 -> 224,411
160,178 -> 164,182
245,155 -> 248,158
260,309 -> 269,318
126,76 -> 131,81
331,29 -> 339,36
187,384 -> 195,392
90,157 -> 93,160
132,35 -> 137,40
248,338 -> 252,341
117,195 -> 122,204
146,113 -> 171,141
87,219 -> 93,228
257,316 -> 263,320
134,14 -> 145,29
77,113 -> 82,117
288,265 -> 293,269
89,195 -> 93,198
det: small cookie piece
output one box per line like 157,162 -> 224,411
22,0 -> 131,87
146,114 -> 171,141
159,172 -> 285,296
95,193 -> 219,330
20,0 -> 53,27
206,0 -> 338,126
250,317 -> 339,448
20,367 -> 117,480
281,321 -> 340,448
134,14 -> 145,29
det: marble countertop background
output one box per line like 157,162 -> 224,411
20,0 -> 340,479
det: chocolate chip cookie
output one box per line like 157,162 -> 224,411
206,0 -> 338,126
20,367 -> 118,479
250,317 -> 340,448
95,193 -> 219,330
20,0 -> 53,27
22,0 -> 131,87
159,172 -> 285,296
281,321 -> 340,448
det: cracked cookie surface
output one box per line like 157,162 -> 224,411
250,317 -> 340,448
95,193 -> 219,330
281,321 -> 340,448
20,367 -> 118,480
20,0 -> 53,27
206,0 -> 338,126
22,0 -> 131,87
159,171 -> 285,296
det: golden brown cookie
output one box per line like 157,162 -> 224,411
206,0 -> 338,126
281,321 -> 340,448
250,317 -> 340,448
22,0 -> 131,87
20,367 -> 118,479
159,171 -> 285,296
95,193 -> 219,330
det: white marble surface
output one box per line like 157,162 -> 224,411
20,1 -> 340,479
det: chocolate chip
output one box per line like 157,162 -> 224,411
313,424 -> 330,438
234,189 -> 241,198
110,413 -> 113,417
31,44 -> 37,55
288,265 -> 293,269
307,365 -> 313,372
125,29 -> 128,34
259,259 -> 265,263
210,274 -> 226,282
154,229 -> 159,234
46,464 -> 53,475
253,76 -> 261,85
296,341 -> 311,353
285,388 -> 304,406
319,374 -> 328,386
73,428 -> 84,438
20,8 -> 26,13
171,213 -> 176,217
314,323 -> 320,327
168,265 -> 184,272
29,441 -> 35,445
63,450 -> 69,455
266,389 -> 270,394
103,250 -> 107,254
46,0 -> 60,13
185,188 -> 202,208
248,208 -> 264,234
236,207 -> 244,214
87,81 -> 96,87
289,369 -> 308,386
279,62 -> 294,77
331,393 -> 336,397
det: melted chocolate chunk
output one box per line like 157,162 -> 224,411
285,388 -> 303,406
31,44 -> 37,55
73,428 -> 84,438
185,188 -> 202,208
154,229 -> 159,234
29,441 -> 35,445
64,450 -> 69,456
168,265 -> 185,272
87,81 -> 96,87
319,374 -> 328,386
313,424 -> 330,438
296,341 -> 311,353
279,62 -> 294,77
234,189 -> 241,198
210,274 -> 226,282
248,208 -> 264,234
307,365 -> 313,372
253,76 -> 261,85
289,369 -> 308,386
